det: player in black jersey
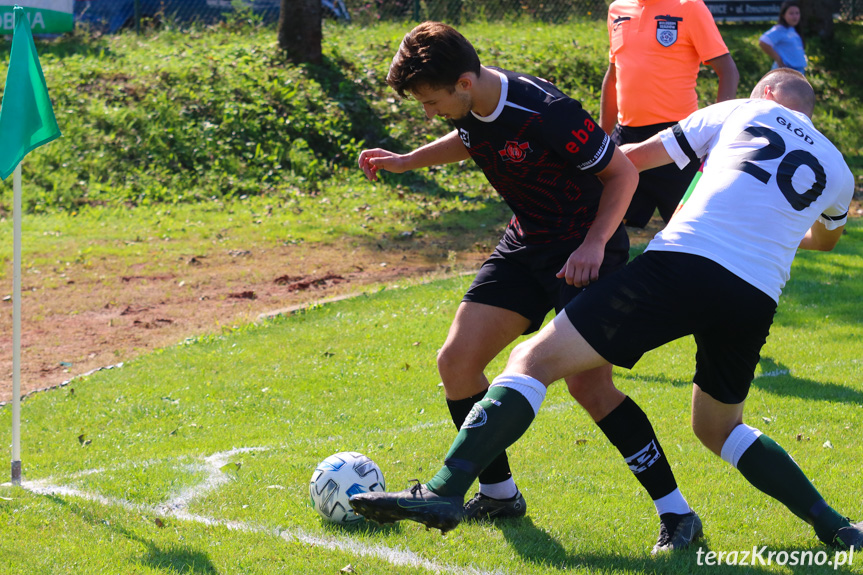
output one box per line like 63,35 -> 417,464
352,69 -> 863,553
356,22 -> 700,551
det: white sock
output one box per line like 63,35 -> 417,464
490,373 -> 547,416
720,424 -> 762,469
653,488 -> 691,516
479,478 -> 518,500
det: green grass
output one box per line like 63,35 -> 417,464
0,17 -> 861,574
0,219 -> 860,575
2,20 -> 860,283
0,20 -> 861,214
0,183 -> 506,284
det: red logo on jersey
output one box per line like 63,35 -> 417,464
566,117 -> 597,154
498,140 -> 532,162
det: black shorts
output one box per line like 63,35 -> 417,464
564,251 -> 777,404
612,123 -> 700,228
464,225 -> 630,334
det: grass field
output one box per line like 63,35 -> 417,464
1,19 -> 861,213
1,15 -> 862,575
0,218 -> 860,574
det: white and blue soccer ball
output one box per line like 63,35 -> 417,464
309,451 -> 385,524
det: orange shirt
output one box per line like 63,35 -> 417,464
608,0 -> 729,126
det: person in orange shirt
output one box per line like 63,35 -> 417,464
600,0 -> 739,228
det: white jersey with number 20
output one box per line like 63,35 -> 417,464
648,98 -> 854,302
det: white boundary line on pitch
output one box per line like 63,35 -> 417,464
18,446 -> 503,575
755,369 -> 791,379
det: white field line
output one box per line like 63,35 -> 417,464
284,529 -> 500,575
19,445 -> 503,575
755,369 -> 791,379
159,447 -> 267,512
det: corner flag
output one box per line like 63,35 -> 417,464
1,5 -> 62,485
0,5 -> 61,180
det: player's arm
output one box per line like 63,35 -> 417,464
705,53 -> 739,103
358,130 -> 470,181
799,220 -> 844,251
619,134 -> 674,172
599,63 -> 619,135
557,147 -> 638,286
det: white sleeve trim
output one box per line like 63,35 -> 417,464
576,133 -> 612,171
659,128 -> 693,169
818,212 -> 848,230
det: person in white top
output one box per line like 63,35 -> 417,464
349,69 -> 862,551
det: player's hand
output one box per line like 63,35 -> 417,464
357,149 -> 409,181
556,242 -> 604,287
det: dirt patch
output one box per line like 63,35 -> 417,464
1,199 -> 857,404
0,235 -> 493,403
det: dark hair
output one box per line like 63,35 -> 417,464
777,1 -> 804,45
386,22 -> 482,98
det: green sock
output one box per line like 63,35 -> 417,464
737,434 -> 848,543
426,385 -> 536,497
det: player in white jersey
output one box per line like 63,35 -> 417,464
350,69 -> 863,550
649,93 -> 852,302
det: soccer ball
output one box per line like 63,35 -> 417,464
309,451 -> 385,524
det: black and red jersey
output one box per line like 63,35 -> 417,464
452,68 -> 615,245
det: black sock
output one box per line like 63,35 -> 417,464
447,391 -> 512,485
596,396 -> 678,500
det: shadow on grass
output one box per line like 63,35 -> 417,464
139,545 -> 218,575
301,51 -> 517,260
347,201 -> 511,261
751,357 -> 863,405
615,370 -> 693,391
304,51 -> 456,197
44,495 -> 218,574
778,223 -> 863,329
615,356 -> 863,406
495,518 -> 854,574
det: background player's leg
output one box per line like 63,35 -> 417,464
648,160 -> 700,224
692,385 -> 859,547
439,302 -> 530,400
568,367 -> 696,553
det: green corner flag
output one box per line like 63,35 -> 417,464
0,5 -> 61,180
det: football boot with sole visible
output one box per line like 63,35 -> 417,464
349,480 -> 463,533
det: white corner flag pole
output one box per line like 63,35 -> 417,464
11,162 -> 22,485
